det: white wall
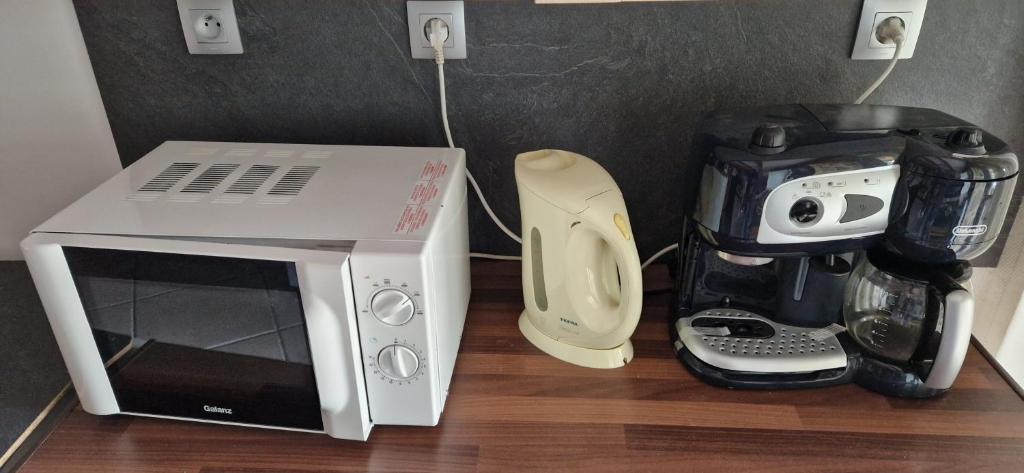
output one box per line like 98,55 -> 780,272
966,201 -> 1024,389
973,203 -> 1024,386
0,0 -> 121,260
972,204 -> 1024,354
996,291 -> 1024,386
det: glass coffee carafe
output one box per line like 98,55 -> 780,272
843,257 -> 930,362
842,249 -> 975,396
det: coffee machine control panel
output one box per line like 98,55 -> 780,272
758,166 -> 899,244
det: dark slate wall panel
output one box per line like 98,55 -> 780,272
72,0 -> 1024,261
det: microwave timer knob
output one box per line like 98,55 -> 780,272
370,288 -> 416,325
377,344 -> 420,380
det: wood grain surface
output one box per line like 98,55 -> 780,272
19,261 -> 1024,472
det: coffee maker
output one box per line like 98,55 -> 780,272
672,104 -> 1018,397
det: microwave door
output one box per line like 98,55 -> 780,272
21,233 -> 371,440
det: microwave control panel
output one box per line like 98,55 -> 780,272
361,283 -> 427,385
349,240 -> 442,426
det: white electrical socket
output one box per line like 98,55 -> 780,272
851,0 -> 927,60
407,1 -> 466,60
176,0 -> 243,55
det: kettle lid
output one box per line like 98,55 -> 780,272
514,150 -> 619,214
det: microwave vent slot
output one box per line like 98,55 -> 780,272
301,150 -> 332,159
268,166 -> 320,196
259,196 -> 295,205
167,194 -> 203,203
264,150 -> 295,159
138,162 -> 200,192
126,193 -> 160,202
181,164 -> 240,193
185,147 -> 217,156
225,165 -> 280,195
224,148 -> 257,158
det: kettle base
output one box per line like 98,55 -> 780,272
518,312 -> 634,369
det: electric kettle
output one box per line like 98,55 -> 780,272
843,249 -> 975,397
515,150 -> 643,369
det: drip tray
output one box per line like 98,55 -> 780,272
674,308 -> 848,374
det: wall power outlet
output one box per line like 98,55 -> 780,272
176,0 -> 243,55
851,0 -> 927,60
407,1 -> 466,60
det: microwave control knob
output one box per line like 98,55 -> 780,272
377,344 -> 420,380
371,289 -> 415,325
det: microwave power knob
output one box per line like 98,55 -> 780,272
377,344 -> 420,380
370,289 -> 415,325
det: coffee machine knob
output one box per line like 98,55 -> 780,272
749,124 -> 787,155
790,198 -> 822,225
946,127 -> 985,152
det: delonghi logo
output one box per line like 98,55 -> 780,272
559,317 -> 578,326
203,405 -> 233,415
953,225 -> 988,236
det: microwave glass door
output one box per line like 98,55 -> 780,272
62,246 -> 324,431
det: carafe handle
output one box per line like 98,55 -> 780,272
923,274 -> 974,390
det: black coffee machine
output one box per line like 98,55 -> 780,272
672,104 -> 1018,398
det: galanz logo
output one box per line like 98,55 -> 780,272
203,405 -> 233,415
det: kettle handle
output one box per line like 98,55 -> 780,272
572,192 -> 643,346
923,274 -> 975,390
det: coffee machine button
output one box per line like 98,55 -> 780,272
840,194 -> 885,223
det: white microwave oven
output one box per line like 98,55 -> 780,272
21,141 -> 470,441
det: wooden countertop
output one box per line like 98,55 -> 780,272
19,261 -> 1024,472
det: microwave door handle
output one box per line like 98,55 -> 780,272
298,260 -> 371,440
923,278 -> 974,390
21,235 -> 119,414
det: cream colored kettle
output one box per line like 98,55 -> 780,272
515,150 -> 643,369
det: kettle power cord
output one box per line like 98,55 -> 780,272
641,243 -> 679,270
426,18 -> 678,268
427,19 -> 522,259
854,17 -> 906,104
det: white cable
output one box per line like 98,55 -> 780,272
429,20 -> 522,246
854,19 -> 906,105
436,62 -> 455,149
466,170 -> 523,244
428,19 -> 673,270
470,252 -> 522,261
641,243 -> 679,270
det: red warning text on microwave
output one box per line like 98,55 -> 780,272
420,160 -> 449,181
394,205 -> 430,234
407,180 -> 440,206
